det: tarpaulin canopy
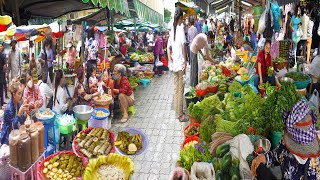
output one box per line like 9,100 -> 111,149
82,0 -> 130,17
133,0 -> 163,26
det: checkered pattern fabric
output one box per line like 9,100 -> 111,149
285,101 -> 317,145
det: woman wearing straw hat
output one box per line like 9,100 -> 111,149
251,101 -> 320,179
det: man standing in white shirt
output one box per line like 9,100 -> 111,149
299,8 -> 309,57
8,40 -> 21,80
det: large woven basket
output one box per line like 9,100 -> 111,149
273,61 -> 288,71
93,94 -> 112,106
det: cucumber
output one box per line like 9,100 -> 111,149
231,174 -> 240,180
215,170 -> 223,180
212,157 -> 220,171
220,152 -> 232,173
229,165 -> 240,177
216,144 -> 230,158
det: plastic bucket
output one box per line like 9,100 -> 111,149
185,92 -> 199,108
271,131 -> 283,149
88,117 -> 109,129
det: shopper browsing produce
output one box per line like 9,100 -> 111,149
251,101 -> 320,179
0,79 -> 29,145
254,39 -> 276,88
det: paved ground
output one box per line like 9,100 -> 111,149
111,71 -> 189,180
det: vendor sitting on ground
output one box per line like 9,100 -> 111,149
23,71 -> 43,116
112,64 -> 134,123
251,101 -> 320,179
100,68 -> 115,117
73,67 -> 100,106
254,39 -> 276,88
0,79 -> 29,145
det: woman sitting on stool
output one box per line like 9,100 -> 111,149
112,64 -> 134,123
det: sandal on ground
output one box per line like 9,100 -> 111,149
120,117 -> 129,123
178,114 -> 189,122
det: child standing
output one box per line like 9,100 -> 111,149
88,67 -> 98,93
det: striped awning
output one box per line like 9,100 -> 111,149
133,0 -> 163,26
82,0 -> 130,17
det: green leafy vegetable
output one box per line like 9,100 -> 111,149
273,57 -> 287,63
215,114 -> 239,136
285,72 -> 309,81
228,81 -> 242,93
186,87 -> 197,98
200,115 -> 217,143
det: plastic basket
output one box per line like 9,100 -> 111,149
246,127 -> 264,144
114,128 -> 149,156
72,128 -> 115,160
182,136 -> 200,149
285,72 -> 310,89
91,108 -> 110,120
235,75 -> 250,86
196,89 -> 207,97
207,85 -> 219,93
183,123 -> 200,138
36,110 -> 56,125
37,151 -> 88,180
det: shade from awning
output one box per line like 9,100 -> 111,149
82,0 -> 130,17
133,0 -> 163,26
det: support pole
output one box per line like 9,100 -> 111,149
80,21 -> 86,63
238,0 -> 241,31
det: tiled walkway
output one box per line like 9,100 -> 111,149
111,71 -> 188,180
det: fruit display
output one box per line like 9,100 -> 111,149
73,128 -> 115,159
38,151 -> 86,180
115,131 -> 143,155
129,52 -> 154,63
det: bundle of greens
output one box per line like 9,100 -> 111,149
241,84 -> 255,96
186,87 -> 197,98
273,57 -> 287,63
228,81 -> 242,92
200,115 -> 217,143
215,114 -> 240,136
264,82 -> 301,132
285,72 -> 309,81
188,95 -> 223,121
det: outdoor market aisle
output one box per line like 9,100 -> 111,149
111,71 -> 188,180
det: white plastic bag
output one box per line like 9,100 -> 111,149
258,9 -> 267,35
190,162 -> 215,180
155,56 -> 163,67
226,134 -> 253,180
309,89 -> 319,113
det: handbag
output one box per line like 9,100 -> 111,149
155,56 -> 163,67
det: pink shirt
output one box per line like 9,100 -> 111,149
190,33 -> 209,54
23,85 -> 43,112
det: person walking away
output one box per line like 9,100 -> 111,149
46,41 -> 54,84
39,40 -> 49,84
208,19 -> 215,44
196,17 -> 202,33
285,12 -> 293,40
189,33 -> 216,87
0,43 -> 5,106
187,16 -> 198,65
167,7 -> 188,122
153,31 -> 164,75
202,21 -> 208,35
8,40 -> 21,80
307,12 -> 314,63
298,8 -> 309,57
229,16 -> 235,33
293,23 -> 303,66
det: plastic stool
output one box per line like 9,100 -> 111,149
43,121 -> 57,157
128,106 -> 135,115
76,119 -> 88,132
140,78 -> 150,88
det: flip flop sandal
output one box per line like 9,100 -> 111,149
178,115 -> 189,122
120,118 -> 129,123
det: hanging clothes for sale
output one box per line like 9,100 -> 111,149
264,9 -> 273,39
270,35 -> 279,58
271,2 -> 281,32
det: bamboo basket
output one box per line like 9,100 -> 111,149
93,94 -> 112,106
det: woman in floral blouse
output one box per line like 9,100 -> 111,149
73,67 -> 100,106
251,101 -> 320,180
112,64 -> 134,123
0,79 -> 29,145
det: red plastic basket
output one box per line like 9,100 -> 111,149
207,84 -> 219,93
72,127 -> 115,161
196,89 -> 207,97
221,66 -> 231,76
37,151 -> 88,180
258,87 -> 266,97
183,123 -> 201,139
182,136 -> 200,149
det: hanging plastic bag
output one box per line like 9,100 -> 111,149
258,9 -> 267,34
271,2 -> 281,32
190,162 -> 215,180
155,56 -> 163,67
263,10 -> 273,39
309,89 -> 319,113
